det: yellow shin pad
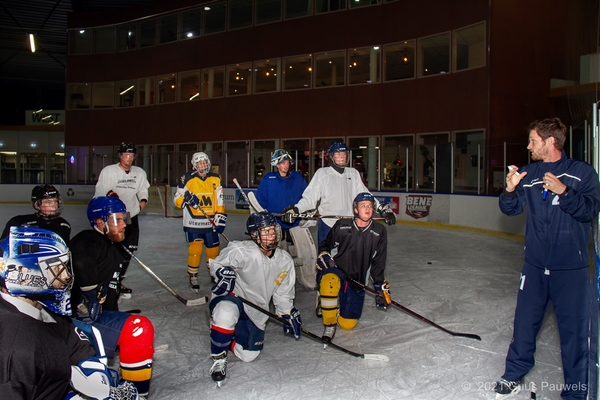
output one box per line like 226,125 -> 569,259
187,240 -> 204,275
319,273 -> 341,326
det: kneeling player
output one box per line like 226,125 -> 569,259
208,212 -> 301,386
316,192 -> 392,342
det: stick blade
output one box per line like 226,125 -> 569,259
185,296 -> 208,307
452,332 -> 482,341
363,353 -> 390,362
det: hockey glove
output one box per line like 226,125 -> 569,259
281,205 -> 299,224
316,251 -> 335,270
80,285 -> 107,322
211,266 -> 236,296
184,191 -> 200,209
70,356 -> 114,399
213,213 -> 227,234
374,281 -> 391,310
282,308 -> 302,339
377,203 -> 396,226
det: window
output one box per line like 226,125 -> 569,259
225,141 -> 249,186
229,0 -> 253,30
156,74 -> 177,104
384,40 -> 415,82
418,32 -> 450,77
284,0 -> 313,19
349,0 -> 380,9
347,137 -> 380,189
314,137 -> 343,170
256,0 -> 282,25
281,138 -> 311,181
203,2 -> 227,35
314,50 -> 346,87
416,132 -> 449,190
454,22 -> 485,72
253,59 -> 280,94
283,54 -> 312,90
348,46 -> 381,85
159,13 -> 179,44
67,84 -> 90,109
94,27 -> 115,54
454,130 -> 484,193
68,29 -> 92,54
200,142 -> 223,175
117,24 -> 137,51
139,19 -> 156,47
181,8 -> 201,40
177,143 -> 198,178
115,80 -> 136,108
91,82 -> 114,109
316,0 -> 346,14
201,67 -> 225,99
179,70 -> 200,101
137,77 -> 155,106
227,63 -> 253,96
382,135 -> 414,190
252,140 -> 278,186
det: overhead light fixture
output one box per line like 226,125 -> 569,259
33,109 -> 43,114
29,34 -> 36,53
189,93 -> 199,100
120,85 -> 134,95
402,48 -> 409,64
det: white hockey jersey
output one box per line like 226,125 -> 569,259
94,164 -> 149,218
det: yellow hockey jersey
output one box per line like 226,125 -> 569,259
174,171 -> 225,232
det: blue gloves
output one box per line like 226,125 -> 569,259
80,285 -> 107,321
184,191 -> 200,208
213,213 -> 227,233
281,205 -> 299,224
211,267 -> 236,296
373,281 -> 391,310
377,203 -> 396,226
282,308 -> 302,339
316,251 -> 335,270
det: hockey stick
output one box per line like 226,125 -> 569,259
349,278 -> 482,341
236,295 -> 389,362
196,206 -> 231,243
271,212 -> 386,221
122,246 -> 207,307
232,178 -> 253,210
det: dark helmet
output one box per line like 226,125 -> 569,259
87,196 -> 127,228
246,211 -> 281,251
31,184 -> 63,219
353,192 -> 376,214
271,149 -> 293,166
327,142 -> 349,167
117,142 -> 137,154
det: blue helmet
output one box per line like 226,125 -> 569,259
0,226 -> 73,316
246,212 -> 281,251
271,149 -> 293,166
87,196 -> 127,228
353,192 -> 376,211
328,142 -> 349,167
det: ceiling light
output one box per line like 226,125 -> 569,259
120,85 -> 134,95
29,34 -> 36,53
189,93 -> 199,100
187,32 -> 193,38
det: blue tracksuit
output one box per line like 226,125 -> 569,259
499,151 -> 600,399
256,170 -> 307,230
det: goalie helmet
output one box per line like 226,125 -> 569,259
246,212 -> 281,251
327,142 -> 349,168
31,184 -> 64,219
87,196 -> 127,228
271,149 -> 294,166
0,226 -> 73,315
191,152 -> 211,174
117,142 -> 137,154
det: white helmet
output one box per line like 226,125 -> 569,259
191,152 -> 211,174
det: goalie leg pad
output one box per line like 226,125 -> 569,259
319,272 -> 341,326
337,316 -> 358,330
118,315 -> 154,396
187,239 -> 204,274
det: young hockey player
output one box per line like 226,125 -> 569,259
282,141 -> 396,245
95,141 -> 150,299
316,192 -> 391,342
207,211 -> 301,386
70,196 -> 155,396
0,226 -> 140,399
1,184 -> 71,244
173,152 -> 226,292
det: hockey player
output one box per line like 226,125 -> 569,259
255,149 -> 307,243
282,141 -> 396,245
316,192 -> 391,342
207,211 -> 301,386
174,152 -> 226,292
70,196 -> 155,396
0,226 -> 140,399
1,184 -> 71,244
95,141 -> 150,299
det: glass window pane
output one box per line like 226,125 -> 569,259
416,133 -> 448,190
252,140 -> 278,186
92,82 -> 114,109
94,26 -> 115,54
383,40 -> 415,82
67,84 -> 91,109
256,0 -> 282,25
200,142 -> 223,175
253,58 -> 280,94
159,13 -> 179,44
316,0 -> 346,14
155,144 -> 176,184
137,77 -> 155,106
454,130 -> 484,193
115,80 -> 136,108
285,0 -> 313,19
156,74 -> 177,104
201,67 -> 225,99
225,141 -> 249,186
349,0 -> 380,9
68,29 -> 92,54
382,135 -> 414,190
139,19 -> 156,47
315,50 -> 346,87
283,54 -> 312,90
229,0 -> 253,30
418,32 -> 450,77
203,2 -> 227,35
347,137 -> 379,189
348,46 -> 380,85
179,70 -> 200,101
117,24 -> 137,51
181,8 -> 201,40
281,138 -> 311,182
227,62 -> 252,96
454,22 -> 485,71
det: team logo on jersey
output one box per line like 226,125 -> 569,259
274,271 -> 288,286
405,195 -> 432,219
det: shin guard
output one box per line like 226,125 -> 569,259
338,316 -> 358,330
118,315 -> 154,396
187,240 -> 204,275
319,273 -> 341,326
205,245 -> 220,265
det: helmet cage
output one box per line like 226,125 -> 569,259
327,142 -> 349,168
270,149 -> 294,166
31,185 -> 63,219
192,152 -> 211,174
246,212 -> 281,251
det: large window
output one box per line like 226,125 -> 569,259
256,0 -> 282,25
284,0 -> 313,19
94,27 -> 115,54
384,40 -> 415,82
316,0 -> 346,14
139,19 -> 156,47
91,82 -> 114,109
282,138 -> 310,181
179,70 -> 200,101
203,2 -> 227,35
225,141 -> 249,186
181,8 -> 201,40
252,140 -> 278,186
156,74 -> 177,104
348,46 -> 381,85
454,130 -> 484,193
383,135 -> 414,190
416,132 -> 449,190
137,77 -> 155,106
200,142 -> 223,175
347,137 -> 379,189
253,59 -> 281,94
201,67 -> 225,99
418,32 -> 450,77
67,84 -> 91,109
229,0 -> 253,30
117,24 -> 137,51
283,54 -> 312,90
454,22 -> 485,72
115,80 -> 135,108
68,29 -> 92,54
314,50 -> 346,87
158,13 -> 179,44
227,63 -> 253,96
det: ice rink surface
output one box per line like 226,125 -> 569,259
0,204 -> 566,399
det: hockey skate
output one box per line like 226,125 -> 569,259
189,273 -> 199,293
494,378 -> 523,399
119,283 -> 132,300
210,351 -> 227,387
322,324 -> 336,348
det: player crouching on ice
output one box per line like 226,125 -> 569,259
316,192 -> 391,343
207,211 -> 301,386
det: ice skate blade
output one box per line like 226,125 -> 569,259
190,287 -> 199,293
495,387 -> 521,400
214,379 -> 226,388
